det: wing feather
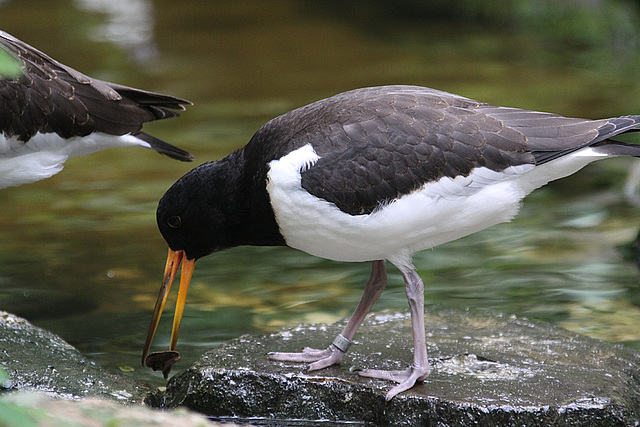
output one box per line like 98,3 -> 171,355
249,86 -> 640,215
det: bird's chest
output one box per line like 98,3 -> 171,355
265,144 -> 530,263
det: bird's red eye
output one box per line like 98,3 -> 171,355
167,216 -> 182,228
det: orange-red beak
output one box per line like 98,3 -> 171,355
141,248 -> 196,368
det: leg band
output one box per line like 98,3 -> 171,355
331,334 -> 352,353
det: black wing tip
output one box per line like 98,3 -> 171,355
109,84 -> 193,114
164,149 -> 195,162
137,132 -> 195,162
159,145 -> 195,162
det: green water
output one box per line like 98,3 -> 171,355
0,1 -> 639,386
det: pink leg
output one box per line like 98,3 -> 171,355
359,265 -> 430,400
268,260 -> 387,370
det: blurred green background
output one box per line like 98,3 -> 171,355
0,0 -> 639,386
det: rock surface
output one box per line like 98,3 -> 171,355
150,310 -> 640,426
0,310 -> 149,403
0,392 -> 217,427
0,311 -> 223,425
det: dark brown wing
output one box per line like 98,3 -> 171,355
0,31 -> 193,161
250,86 -> 640,215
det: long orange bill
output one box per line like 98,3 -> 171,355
141,248 -> 195,365
169,256 -> 196,351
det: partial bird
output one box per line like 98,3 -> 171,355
0,30 -> 193,189
141,85 -> 640,400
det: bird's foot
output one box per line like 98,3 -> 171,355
359,363 -> 431,400
268,345 -> 345,371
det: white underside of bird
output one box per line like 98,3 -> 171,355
0,131 -> 154,188
267,143 -> 610,266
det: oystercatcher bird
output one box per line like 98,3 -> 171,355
142,85 -> 640,400
0,31 -> 192,189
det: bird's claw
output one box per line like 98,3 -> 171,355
268,345 -> 345,370
359,363 -> 431,400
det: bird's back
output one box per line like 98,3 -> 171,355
248,86 -> 639,215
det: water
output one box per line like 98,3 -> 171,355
0,0 -> 639,387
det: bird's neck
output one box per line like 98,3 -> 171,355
223,150 -> 286,248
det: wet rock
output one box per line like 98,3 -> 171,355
0,311 -> 149,403
150,310 -> 640,426
0,392 -> 219,426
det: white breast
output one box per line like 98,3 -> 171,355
266,144 -> 612,264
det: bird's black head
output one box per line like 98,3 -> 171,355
156,158 -> 245,260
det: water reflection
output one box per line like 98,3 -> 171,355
0,1 -> 639,387
74,0 -> 158,62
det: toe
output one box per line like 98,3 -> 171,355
358,368 -> 410,382
268,346 -> 344,368
268,349 -> 326,363
385,368 -> 429,400
307,347 -> 344,370
358,364 -> 431,400
385,378 -> 416,401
